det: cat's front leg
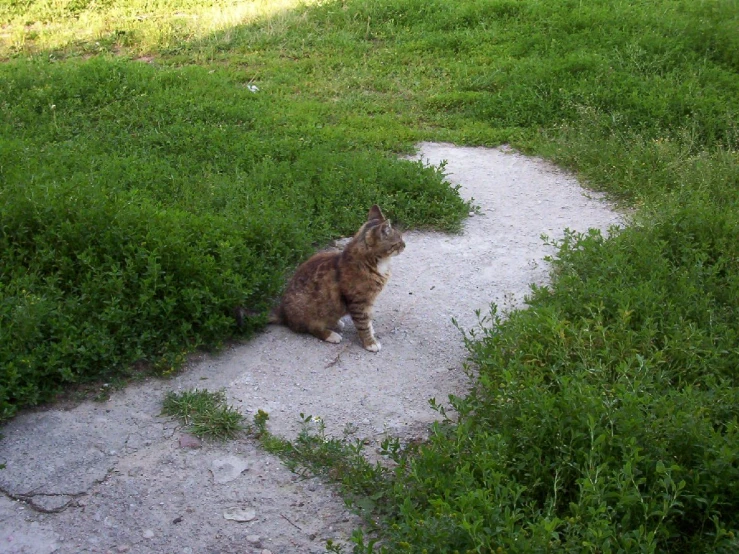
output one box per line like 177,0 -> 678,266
364,339 -> 381,353
348,306 -> 381,352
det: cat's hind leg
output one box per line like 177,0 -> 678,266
307,324 -> 342,344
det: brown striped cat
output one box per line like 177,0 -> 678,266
270,205 -> 405,352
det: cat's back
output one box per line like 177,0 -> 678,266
286,250 -> 340,290
278,249 -> 344,332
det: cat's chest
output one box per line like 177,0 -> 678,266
376,258 -> 392,278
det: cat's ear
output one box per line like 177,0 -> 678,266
380,220 -> 392,237
368,205 -> 385,221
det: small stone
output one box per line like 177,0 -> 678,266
142,529 -> 155,539
179,434 -> 202,449
117,546 -> 131,553
223,507 -> 256,522
211,455 -> 249,484
246,535 -> 261,546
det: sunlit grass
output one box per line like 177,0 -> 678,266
0,0 -> 319,57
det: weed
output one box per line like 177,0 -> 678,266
162,388 -> 244,440
253,411 -> 391,518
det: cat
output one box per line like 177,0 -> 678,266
270,205 -> 405,352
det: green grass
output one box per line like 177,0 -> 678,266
0,56 -> 467,419
360,221 -> 739,552
161,388 -> 245,440
2,0 -> 739,551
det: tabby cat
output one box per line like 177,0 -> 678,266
270,205 -> 405,352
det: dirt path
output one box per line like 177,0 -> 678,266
0,144 -> 622,554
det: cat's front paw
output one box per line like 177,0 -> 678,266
364,341 -> 382,353
325,331 -> 343,344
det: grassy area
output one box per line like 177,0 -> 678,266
0,19 -> 468,419
2,0 -> 739,551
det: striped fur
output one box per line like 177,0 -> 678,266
273,205 -> 405,352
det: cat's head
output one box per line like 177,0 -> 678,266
359,205 -> 405,258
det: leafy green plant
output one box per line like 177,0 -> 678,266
0,57 -> 468,420
340,218 -> 739,553
161,388 -> 244,440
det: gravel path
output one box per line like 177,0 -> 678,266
0,144 -> 622,554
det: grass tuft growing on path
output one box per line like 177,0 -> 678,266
162,388 -> 245,440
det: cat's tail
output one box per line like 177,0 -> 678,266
267,307 -> 283,325
233,305 -> 283,328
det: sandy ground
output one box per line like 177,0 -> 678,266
0,143 -> 623,554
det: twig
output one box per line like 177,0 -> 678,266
281,513 -> 304,531
324,343 -> 350,369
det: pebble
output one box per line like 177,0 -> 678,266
211,455 -> 249,484
247,534 -> 262,546
178,433 -> 202,449
223,507 -> 257,522
142,529 -> 155,539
